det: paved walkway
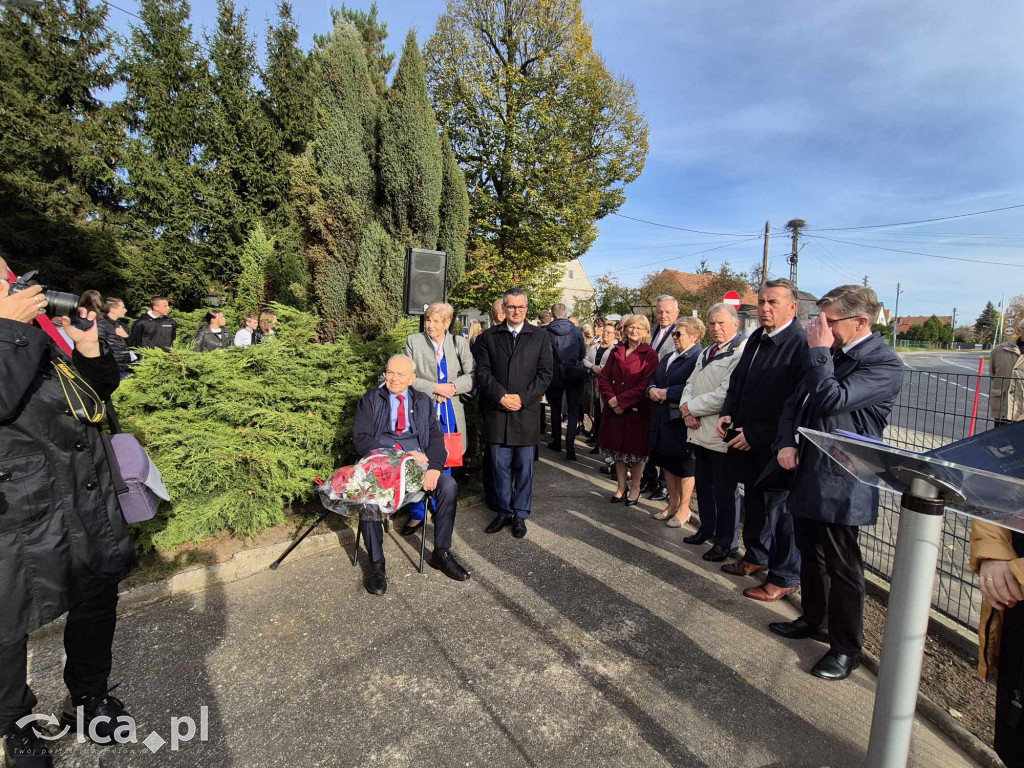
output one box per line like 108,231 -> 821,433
27,451 -> 977,767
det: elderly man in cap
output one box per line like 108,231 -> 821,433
352,354 -> 470,594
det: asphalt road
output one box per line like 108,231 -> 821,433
895,350 -> 993,446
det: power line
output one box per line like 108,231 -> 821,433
807,202 -> 1024,232
610,212 -> 759,238
607,237 -> 763,276
803,233 -> 1024,268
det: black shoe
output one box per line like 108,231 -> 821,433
811,650 -> 859,680
702,545 -> 740,562
512,517 -> 527,538
364,561 -> 387,595
769,618 -> 829,643
59,686 -> 131,745
610,493 -> 624,504
3,718 -> 55,767
683,532 -> 712,545
547,441 -> 562,452
589,445 -> 601,454
623,493 -> 641,507
485,514 -> 513,534
646,484 -> 669,501
565,448 -> 577,462
429,549 -> 471,581
401,519 -> 424,536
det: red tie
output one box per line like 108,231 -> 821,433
396,394 -> 407,434
708,344 -> 719,359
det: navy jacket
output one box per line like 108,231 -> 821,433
352,386 -> 447,472
545,318 -> 585,388
776,332 -> 904,526
649,343 -> 702,457
720,320 -> 807,481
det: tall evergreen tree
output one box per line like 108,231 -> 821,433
437,128 -> 468,293
203,0 -> 280,278
378,30 -> 443,248
975,301 -> 1000,346
119,0 -> 210,307
334,3 -> 394,95
234,222 -> 272,315
0,0 -> 124,292
295,19 -> 379,339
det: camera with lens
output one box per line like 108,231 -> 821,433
9,270 -> 81,318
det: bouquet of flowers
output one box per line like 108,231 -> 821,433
317,448 -> 428,520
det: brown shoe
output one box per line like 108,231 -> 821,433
743,583 -> 798,602
721,561 -> 767,577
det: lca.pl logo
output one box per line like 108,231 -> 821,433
16,706 -> 210,753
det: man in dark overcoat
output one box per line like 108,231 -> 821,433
769,285 -> 904,681
718,278 -> 806,601
473,288 -> 554,539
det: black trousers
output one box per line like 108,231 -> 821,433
996,597 -> 1024,766
359,473 -> 458,564
692,446 -> 740,550
0,583 -> 119,734
547,383 -> 583,448
793,516 -> 864,656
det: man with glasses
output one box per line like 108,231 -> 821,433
768,285 -> 903,680
474,288 -> 554,539
718,278 -> 806,602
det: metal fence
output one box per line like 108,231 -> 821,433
859,363 -> 1012,632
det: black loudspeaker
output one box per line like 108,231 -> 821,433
405,248 -> 447,315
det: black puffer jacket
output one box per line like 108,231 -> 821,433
0,319 -> 134,646
97,314 -> 132,373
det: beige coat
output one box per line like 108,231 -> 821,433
989,339 -> 1024,422
403,332 -> 475,454
970,520 -> 1024,679
679,336 -> 747,452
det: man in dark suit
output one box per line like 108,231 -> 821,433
352,355 -> 470,594
718,278 -> 806,601
643,295 -> 681,500
474,288 -> 554,539
769,286 -> 904,680
545,302 -> 586,461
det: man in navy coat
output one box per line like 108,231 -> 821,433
769,286 -> 904,680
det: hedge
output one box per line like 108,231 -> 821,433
114,303 -> 415,552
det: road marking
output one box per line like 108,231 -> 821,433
939,355 -> 985,372
902,366 -> 989,399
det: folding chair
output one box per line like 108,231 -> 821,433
350,490 -> 433,574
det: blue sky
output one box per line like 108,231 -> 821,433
105,0 -> 1024,324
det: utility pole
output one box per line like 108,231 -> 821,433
762,221 -> 770,282
785,219 -> 805,286
863,275 -> 869,287
996,291 -> 1007,345
891,282 -> 904,348
951,307 -> 957,350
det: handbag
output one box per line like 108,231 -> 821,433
443,431 -> 464,468
104,399 -> 170,523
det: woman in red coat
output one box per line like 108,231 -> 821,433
598,314 -> 660,505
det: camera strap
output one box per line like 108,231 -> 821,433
51,358 -> 106,425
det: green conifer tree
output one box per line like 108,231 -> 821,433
0,0 -> 124,292
334,2 -> 394,96
120,0 -> 211,307
437,128 -> 469,293
378,30 -> 443,249
235,223 -> 272,315
294,20 -> 379,339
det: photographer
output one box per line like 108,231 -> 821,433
0,259 -> 135,766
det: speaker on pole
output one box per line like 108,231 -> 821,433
405,248 -> 448,315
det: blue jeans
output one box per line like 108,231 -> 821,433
488,444 -> 536,519
741,488 -> 800,588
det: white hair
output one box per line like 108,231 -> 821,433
707,303 -> 739,321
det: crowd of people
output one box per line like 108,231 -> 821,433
3,246 -> 1021,766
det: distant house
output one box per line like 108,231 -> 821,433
656,269 -> 759,306
555,258 -> 596,315
896,315 -> 952,335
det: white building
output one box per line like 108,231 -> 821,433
555,258 -> 596,316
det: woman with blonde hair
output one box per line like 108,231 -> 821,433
597,314 -> 659,504
402,302 -> 475,534
467,319 -> 483,345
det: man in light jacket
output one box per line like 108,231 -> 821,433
990,335 -> 1024,425
680,303 -> 746,561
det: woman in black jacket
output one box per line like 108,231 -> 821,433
0,264 -> 135,765
97,297 -> 133,376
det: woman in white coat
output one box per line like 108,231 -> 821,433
679,303 -> 747,562
403,302 -> 475,534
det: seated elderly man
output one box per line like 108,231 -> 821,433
352,354 -> 470,594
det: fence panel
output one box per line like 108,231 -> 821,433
859,363 -> 1011,632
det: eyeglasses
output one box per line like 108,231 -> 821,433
671,331 -> 685,338
825,315 -> 861,327
504,304 -> 527,311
